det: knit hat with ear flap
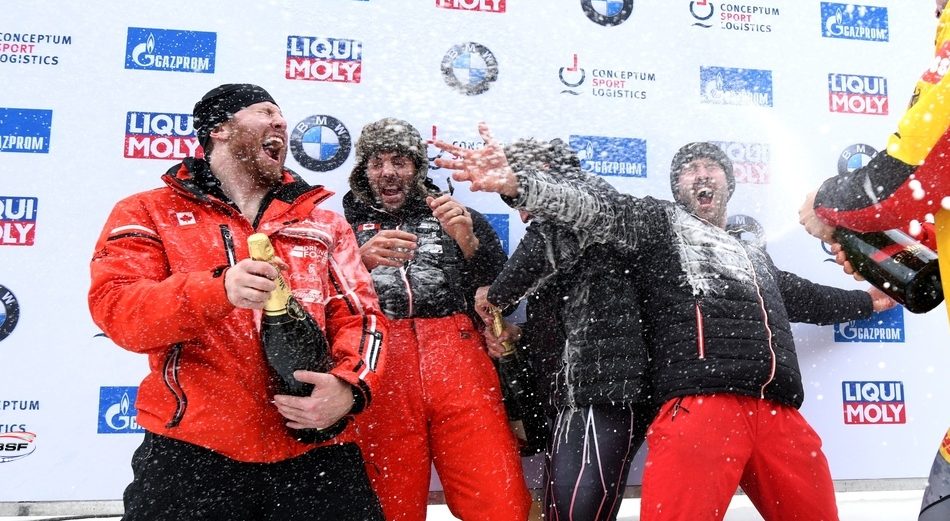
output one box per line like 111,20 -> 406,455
349,117 -> 430,205
669,142 -> 735,204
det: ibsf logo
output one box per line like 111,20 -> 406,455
700,66 -> 773,107
0,197 -> 37,246
485,214 -> 510,254
842,381 -> 905,424
581,0 -> 634,26
286,36 -> 362,83
821,3 -> 889,42
290,115 -> 352,172
441,42 -> 499,96
0,285 -> 19,342
98,387 -> 145,434
829,73 -> 888,115
436,0 -> 506,12
0,432 -> 37,463
835,306 -> 904,343
837,143 -> 877,175
710,141 -> 770,184
569,135 -> 647,177
124,27 -> 216,73
125,112 -> 197,160
0,107 -> 52,154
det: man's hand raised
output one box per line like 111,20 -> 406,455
433,122 -> 520,197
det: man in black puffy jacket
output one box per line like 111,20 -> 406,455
475,138 -> 652,521
437,126 -> 896,521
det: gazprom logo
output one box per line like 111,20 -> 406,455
842,381 -> 905,424
0,108 -> 51,153
834,306 -> 904,343
485,213 -> 510,254
125,27 -> 216,73
569,135 -> 647,177
98,387 -> 145,434
821,3 -> 888,42
700,66 -> 772,107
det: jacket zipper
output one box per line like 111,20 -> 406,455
163,343 -> 187,427
695,300 -> 706,360
396,223 -> 414,317
219,224 -> 236,267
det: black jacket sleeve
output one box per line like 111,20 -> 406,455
460,208 -> 508,296
776,267 -> 874,325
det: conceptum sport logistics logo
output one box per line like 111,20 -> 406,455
0,432 -> 37,463
0,197 -> 37,246
125,27 -> 216,73
689,1 -> 778,33
581,0 -> 634,26
700,66 -> 773,107
829,73 -> 888,115
0,285 -> 19,342
0,108 -> 51,153
286,35 -> 362,83
441,42 -> 499,95
821,3 -> 888,42
98,387 -> 146,434
558,54 -> 653,100
835,306 -> 904,343
436,0 -> 506,13
0,31 -> 71,66
125,112 -> 197,160
569,135 -> 647,177
290,115 -> 352,172
710,141 -> 770,184
842,381 -> 905,424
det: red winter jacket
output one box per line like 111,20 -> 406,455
89,158 -> 387,463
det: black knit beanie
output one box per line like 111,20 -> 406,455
669,142 -> 735,203
193,84 -> 278,150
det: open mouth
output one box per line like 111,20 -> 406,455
262,137 -> 284,162
696,187 -> 714,205
380,186 -> 403,198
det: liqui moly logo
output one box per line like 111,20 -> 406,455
286,36 -> 362,83
436,0 -> 506,12
842,381 -> 906,424
828,73 -> 888,115
125,112 -> 197,160
710,141 -> 770,184
0,197 -> 37,246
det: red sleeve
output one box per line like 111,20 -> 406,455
88,196 -> 234,353
322,212 -> 388,411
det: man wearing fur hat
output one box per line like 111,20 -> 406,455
437,130 -> 895,521
89,84 -> 387,520
343,118 -> 531,520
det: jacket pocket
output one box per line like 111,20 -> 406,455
162,343 -> 188,428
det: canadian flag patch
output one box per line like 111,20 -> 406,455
176,212 -> 196,226
358,223 -> 379,232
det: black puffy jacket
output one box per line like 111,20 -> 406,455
488,218 -> 648,408
510,171 -> 874,408
343,191 -> 506,320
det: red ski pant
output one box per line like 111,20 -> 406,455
354,314 -> 531,521
640,394 -> 838,521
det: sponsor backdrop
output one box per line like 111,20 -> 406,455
1,0 -> 947,503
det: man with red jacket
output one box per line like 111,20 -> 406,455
89,84 -> 387,520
